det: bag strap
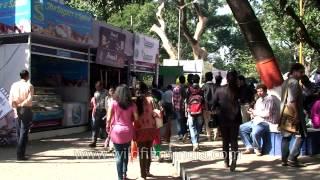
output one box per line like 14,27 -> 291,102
280,79 -> 290,119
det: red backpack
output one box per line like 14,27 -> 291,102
187,86 -> 203,116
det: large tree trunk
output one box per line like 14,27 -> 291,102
150,1 -> 177,60
180,0 -> 208,60
226,0 -> 283,89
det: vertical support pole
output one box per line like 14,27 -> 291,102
299,0 -> 304,65
178,8 -> 181,63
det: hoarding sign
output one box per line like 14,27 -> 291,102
31,0 -> 92,44
96,27 -> 126,68
133,33 -> 159,65
0,0 -> 31,34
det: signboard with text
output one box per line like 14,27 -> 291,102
31,0 -> 92,44
95,27 -> 126,68
0,0 -> 31,34
133,33 -> 159,72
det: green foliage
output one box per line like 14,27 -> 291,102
257,0 -> 320,73
66,0 -> 151,21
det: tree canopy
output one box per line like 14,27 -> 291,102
66,0 -> 320,77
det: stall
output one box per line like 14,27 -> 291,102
90,22 -> 132,91
0,0 -> 92,134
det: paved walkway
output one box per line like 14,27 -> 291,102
171,137 -> 320,180
0,132 -> 320,180
0,132 -> 178,180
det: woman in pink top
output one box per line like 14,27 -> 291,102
134,82 -> 157,179
106,84 -> 138,180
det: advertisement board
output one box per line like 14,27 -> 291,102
31,0 -> 92,44
95,26 -> 126,68
0,0 -> 31,34
133,33 -> 159,72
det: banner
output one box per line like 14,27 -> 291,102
0,0 -> 31,34
96,27 -> 126,68
0,88 -> 16,146
31,0 -> 92,44
0,88 -> 12,120
134,33 -> 159,64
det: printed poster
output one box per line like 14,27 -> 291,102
96,27 -> 126,68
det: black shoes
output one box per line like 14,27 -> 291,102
230,160 -> 237,172
17,156 -> 29,161
282,160 -> 306,167
88,142 -> 96,148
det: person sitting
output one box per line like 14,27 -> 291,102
239,84 -> 280,156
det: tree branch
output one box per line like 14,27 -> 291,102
280,0 -> 320,54
150,1 -> 177,59
180,0 -> 197,45
156,1 -> 166,31
193,3 -> 208,41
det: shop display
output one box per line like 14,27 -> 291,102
63,102 -> 88,127
32,87 -> 63,128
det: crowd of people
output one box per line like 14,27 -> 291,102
7,62 -> 320,180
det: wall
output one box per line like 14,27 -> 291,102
0,43 -> 30,92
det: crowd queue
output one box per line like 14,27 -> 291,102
8,63 -> 320,180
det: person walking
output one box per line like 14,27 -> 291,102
238,75 -> 255,123
280,63 -> 307,167
213,70 -> 242,171
162,85 -> 174,142
172,75 -> 187,141
89,81 -> 108,147
134,82 -> 157,179
9,70 -> 34,161
186,74 -> 204,151
104,87 -> 115,151
202,72 -> 216,141
106,84 -> 138,180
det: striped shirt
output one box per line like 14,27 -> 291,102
172,85 -> 186,111
252,94 -> 280,125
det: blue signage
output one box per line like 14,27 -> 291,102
0,0 -> 31,34
31,0 -> 92,44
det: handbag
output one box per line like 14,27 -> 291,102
279,80 -> 298,133
152,99 -> 163,128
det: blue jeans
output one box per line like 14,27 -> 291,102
281,132 -> 304,162
16,107 -> 33,159
187,114 -> 203,145
175,111 -> 187,137
239,121 -> 269,150
92,109 -> 106,142
113,142 -> 130,180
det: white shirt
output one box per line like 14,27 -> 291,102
252,94 -> 279,125
9,79 -> 34,118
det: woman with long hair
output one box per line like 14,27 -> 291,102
134,82 -> 157,179
106,84 -> 138,180
213,70 -> 242,172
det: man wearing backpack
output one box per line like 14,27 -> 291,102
186,74 -> 204,151
202,72 -> 216,141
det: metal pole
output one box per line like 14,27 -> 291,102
299,0 -> 304,64
178,8 -> 181,63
